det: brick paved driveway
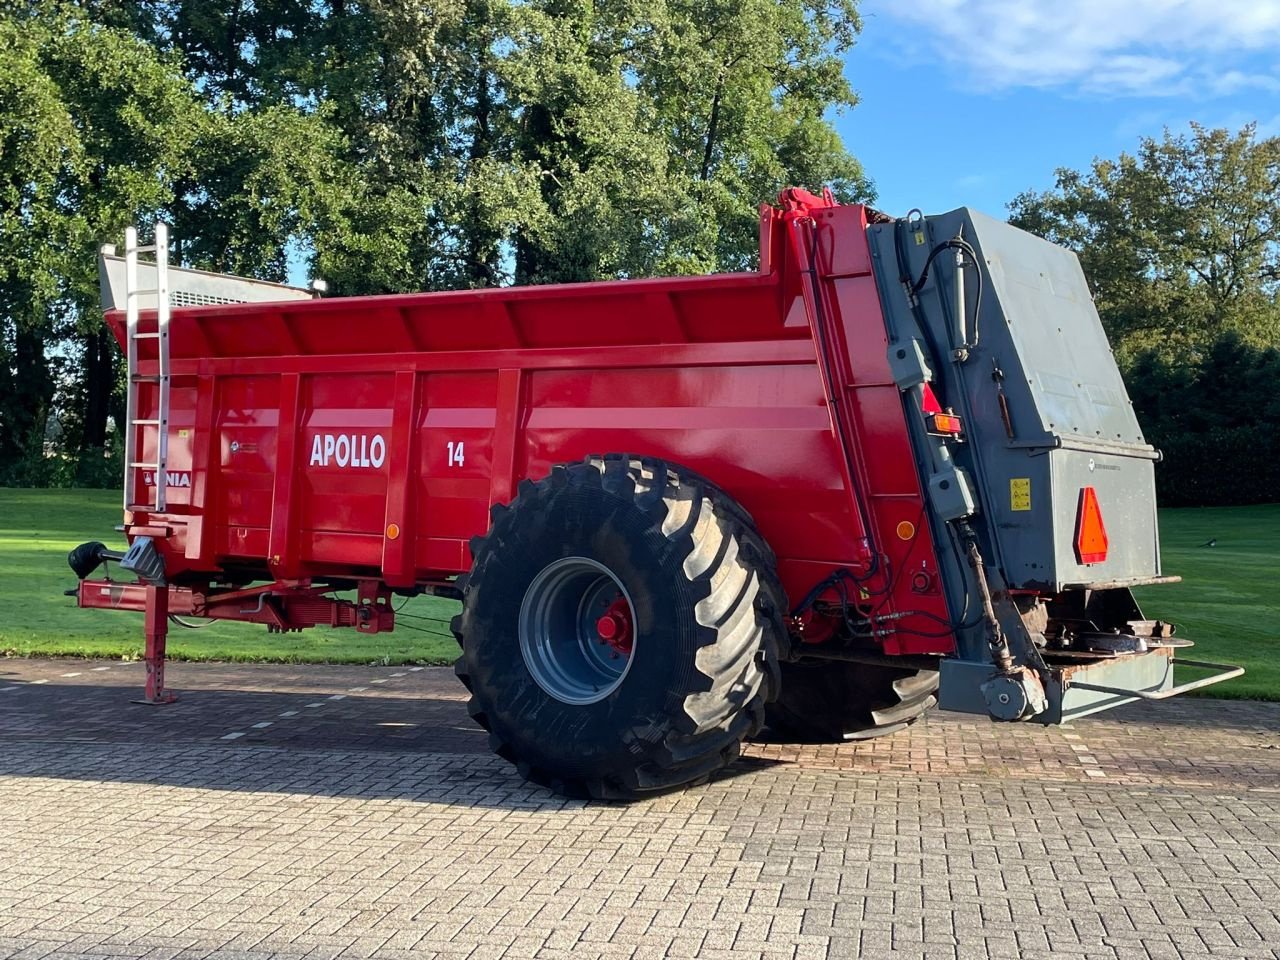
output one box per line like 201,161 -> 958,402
0,658 -> 1277,960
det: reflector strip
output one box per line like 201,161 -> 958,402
1074,486 -> 1109,564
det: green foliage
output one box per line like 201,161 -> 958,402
302,0 -> 873,290
1010,125 -> 1280,508
1126,333 -> 1280,507
0,7 -> 203,482
1009,124 -> 1280,359
498,0 -> 872,283
2,0 -> 872,483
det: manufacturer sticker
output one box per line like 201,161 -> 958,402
142,470 -> 192,488
1010,477 -> 1031,512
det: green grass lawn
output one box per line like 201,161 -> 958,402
1,488 -> 1275,698
0,488 -> 459,665
1132,503 -> 1280,701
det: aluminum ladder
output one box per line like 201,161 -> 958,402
122,223 -> 171,512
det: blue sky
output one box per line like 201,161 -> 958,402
836,0 -> 1280,219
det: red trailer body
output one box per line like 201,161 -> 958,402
103,192 -> 949,654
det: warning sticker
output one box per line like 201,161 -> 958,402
1010,478 -> 1032,512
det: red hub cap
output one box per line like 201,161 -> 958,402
595,596 -> 633,655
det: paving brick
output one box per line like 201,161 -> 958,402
0,659 -> 1276,960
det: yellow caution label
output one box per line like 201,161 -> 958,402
1010,477 -> 1032,512
914,230 -> 925,246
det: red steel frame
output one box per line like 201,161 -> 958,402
79,189 -> 956,700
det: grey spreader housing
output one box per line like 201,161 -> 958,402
868,210 -> 1162,595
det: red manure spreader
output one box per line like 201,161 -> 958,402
71,189 -> 1241,798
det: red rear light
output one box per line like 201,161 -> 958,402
1074,487 -> 1109,564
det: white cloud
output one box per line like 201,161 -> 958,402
871,0 -> 1280,97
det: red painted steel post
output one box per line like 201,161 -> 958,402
137,584 -> 177,704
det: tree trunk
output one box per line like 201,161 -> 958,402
514,103 -> 557,286
701,81 -> 724,182
8,325 -> 53,466
81,326 -> 115,450
466,64 -> 500,288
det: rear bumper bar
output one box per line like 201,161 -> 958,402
1067,657 -> 1244,701
940,649 -> 1245,724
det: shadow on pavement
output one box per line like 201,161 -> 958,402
0,678 -> 788,808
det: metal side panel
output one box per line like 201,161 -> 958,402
973,210 -> 1144,446
100,252 -> 313,310
1046,449 -> 1161,589
1043,650 -> 1175,723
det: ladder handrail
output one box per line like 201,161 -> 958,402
123,223 -> 171,513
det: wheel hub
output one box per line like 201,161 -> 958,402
595,597 -> 633,655
518,557 -> 638,705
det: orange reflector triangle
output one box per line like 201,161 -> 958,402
1074,486 -> 1109,564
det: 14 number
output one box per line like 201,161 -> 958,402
447,441 -> 465,467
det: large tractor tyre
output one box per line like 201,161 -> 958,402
452,455 -> 787,800
766,660 -> 939,742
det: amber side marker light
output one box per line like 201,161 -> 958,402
926,412 -> 964,436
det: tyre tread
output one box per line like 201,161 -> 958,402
456,453 -> 787,799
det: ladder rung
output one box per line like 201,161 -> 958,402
123,221 -> 172,517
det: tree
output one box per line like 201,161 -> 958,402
503,0 -> 872,283
0,4 -> 353,482
1125,333 -> 1280,506
2,0 -> 874,485
1009,124 -> 1280,360
0,8 -> 201,481
300,0 -> 875,289
1011,125 -> 1280,506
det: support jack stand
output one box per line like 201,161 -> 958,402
131,583 -> 178,705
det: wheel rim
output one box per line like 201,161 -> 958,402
518,557 -> 637,705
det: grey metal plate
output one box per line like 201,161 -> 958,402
939,650 -> 1176,723
867,211 -> 1162,592
99,252 -> 313,311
